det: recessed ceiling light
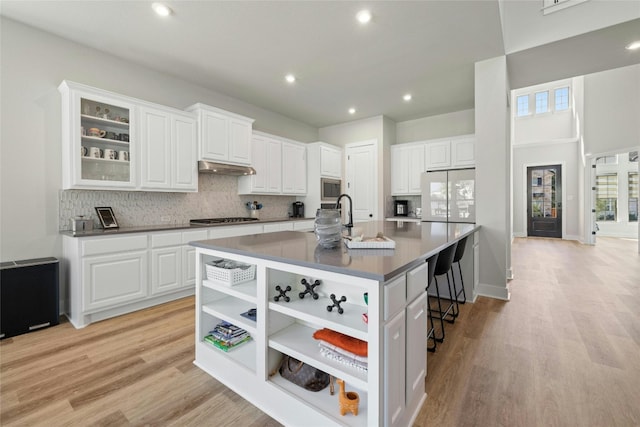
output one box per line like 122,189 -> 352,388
356,10 -> 372,24
625,40 -> 640,50
152,2 -> 172,16
285,74 -> 296,83
403,94 -> 412,101
348,107 -> 356,115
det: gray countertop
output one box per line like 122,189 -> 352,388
59,217 -> 314,237
190,221 -> 479,281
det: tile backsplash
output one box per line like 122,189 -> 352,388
59,174 -> 295,230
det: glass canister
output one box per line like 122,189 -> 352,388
314,209 -> 342,248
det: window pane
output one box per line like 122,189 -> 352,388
630,172 -> 639,222
517,95 -> 529,117
596,174 -> 617,221
555,87 -> 569,110
535,92 -> 549,114
596,155 -> 618,165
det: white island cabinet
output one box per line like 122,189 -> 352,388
191,221 -> 478,426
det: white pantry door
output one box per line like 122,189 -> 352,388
345,140 -> 378,221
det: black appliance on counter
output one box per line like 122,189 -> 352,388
394,200 -> 409,216
292,201 -> 305,218
190,217 -> 259,226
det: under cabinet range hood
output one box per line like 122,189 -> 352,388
198,161 -> 256,176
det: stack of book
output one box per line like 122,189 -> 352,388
204,321 -> 251,352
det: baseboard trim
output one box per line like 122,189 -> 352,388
475,282 -> 511,301
564,234 -> 582,242
513,232 -> 526,238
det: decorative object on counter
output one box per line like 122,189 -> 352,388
344,232 -> 396,249
363,292 -> 368,305
246,200 -> 263,219
337,379 -> 360,416
314,208 -> 342,248
313,328 -> 368,357
205,258 -> 256,286
95,207 -> 118,229
273,285 -> 292,302
327,294 -> 347,314
277,355 -> 331,392
299,278 -> 321,299
71,215 -> 93,232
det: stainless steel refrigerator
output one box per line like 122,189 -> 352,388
421,168 -> 475,223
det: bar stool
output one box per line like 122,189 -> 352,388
425,254 -> 438,352
430,242 -> 458,343
449,236 -> 469,318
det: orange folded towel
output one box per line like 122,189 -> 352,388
313,328 -> 368,357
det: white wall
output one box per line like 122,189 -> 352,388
475,56 -> 510,301
395,109 -> 475,144
500,0 -> 640,54
512,142 -> 581,239
0,18 -> 318,262
583,64 -> 640,155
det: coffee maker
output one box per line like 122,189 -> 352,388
292,201 -> 305,218
394,200 -> 408,216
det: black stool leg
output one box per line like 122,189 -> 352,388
433,276 -> 446,342
444,271 -> 457,323
457,261 -> 467,304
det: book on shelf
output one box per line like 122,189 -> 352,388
204,334 -> 252,352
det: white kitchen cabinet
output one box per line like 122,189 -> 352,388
59,81 -> 197,192
182,230 -> 209,287
424,135 -> 475,171
320,144 -> 342,178
425,140 -> 451,170
391,143 -> 425,195
451,136 -> 475,167
238,134 -> 281,194
263,222 -> 295,233
405,292 -> 428,407
282,141 -> 307,195
150,232 -> 182,296
385,309 -> 407,427
186,103 -> 254,165
59,81 -> 136,190
139,105 -> 197,191
238,131 -> 307,196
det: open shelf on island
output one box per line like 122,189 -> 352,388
269,322 -> 368,389
269,374 -> 369,427
203,278 -> 257,303
202,297 -> 257,335
269,297 -> 368,341
197,339 -> 256,373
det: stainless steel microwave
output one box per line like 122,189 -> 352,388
321,178 -> 342,201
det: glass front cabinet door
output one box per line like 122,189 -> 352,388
59,81 -> 136,189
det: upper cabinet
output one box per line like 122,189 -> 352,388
139,105 -> 197,192
390,135 -> 475,195
59,81 -> 137,190
59,81 -> 197,192
391,143 -> 425,195
238,131 -> 307,196
320,144 -> 342,178
425,134 -> 475,171
186,103 -> 254,166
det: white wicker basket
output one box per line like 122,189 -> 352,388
205,262 -> 256,286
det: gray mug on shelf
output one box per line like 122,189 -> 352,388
119,133 -> 130,142
105,131 -> 118,140
89,147 -> 103,158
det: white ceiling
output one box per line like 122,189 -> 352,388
1,1 -> 639,128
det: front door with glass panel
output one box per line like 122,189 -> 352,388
527,165 -> 562,238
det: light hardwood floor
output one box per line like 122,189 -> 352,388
1,237 -> 638,426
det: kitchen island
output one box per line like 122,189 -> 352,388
191,221 -> 478,427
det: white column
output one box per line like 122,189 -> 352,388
474,56 -> 511,300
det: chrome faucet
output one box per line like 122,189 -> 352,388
335,194 -> 353,235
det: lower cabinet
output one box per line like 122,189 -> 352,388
82,250 -> 148,312
384,309 -> 407,427
151,246 -> 182,295
405,292 -> 428,406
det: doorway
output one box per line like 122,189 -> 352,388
345,140 -> 378,221
527,164 -> 562,238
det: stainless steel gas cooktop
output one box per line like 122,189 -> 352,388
190,217 -> 259,226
